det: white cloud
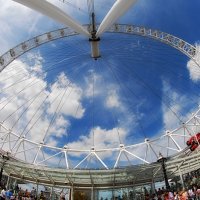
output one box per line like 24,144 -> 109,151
0,52 -> 85,147
47,72 -> 85,118
48,115 -> 70,138
162,104 -> 181,130
0,1 -> 39,53
162,80 -> 182,130
105,89 -> 120,108
26,52 -> 45,75
0,0 -> 62,54
187,43 -> 200,82
84,70 -> 102,97
74,126 -> 126,149
68,126 -> 127,158
161,79 -> 198,130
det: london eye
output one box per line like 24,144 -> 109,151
0,0 -> 200,195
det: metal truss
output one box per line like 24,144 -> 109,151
1,149 -> 200,188
0,24 -> 198,72
108,24 -> 197,61
0,24 -> 200,173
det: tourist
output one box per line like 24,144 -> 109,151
0,188 -> 6,200
5,189 -> 13,200
179,189 -> 188,200
174,191 -> 179,200
188,187 -> 195,199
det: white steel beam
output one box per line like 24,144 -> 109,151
12,0 -> 89,37
64,151 -> 69,169
37,151 -> 63,165
114,150 -> 122,168
96,0 -> 137,36
93,152 -> 108,169
124,149 -> 149,164
73,152 -> 92,169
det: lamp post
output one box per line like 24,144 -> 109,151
157,153 -> 170,190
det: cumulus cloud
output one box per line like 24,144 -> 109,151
0,1 -> 39,53
187,43 -> 200,82
105,88 -> 120,108
68,126 -> 127,158
47,72 -> 85,118
84,70 -> 102,97
0,52 -> 85,148
162,80 -> 187,130
161,79 -> 200,134
0,0 -> 62,54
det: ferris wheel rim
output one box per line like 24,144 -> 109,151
0,24 -> 199,169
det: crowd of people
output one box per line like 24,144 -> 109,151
0,173 -> 200,199
99,174 -> 200,200
0,186 -> 39,200
143,174 -> 200,200
0,186 -> 68,200
144,185 -> 200,200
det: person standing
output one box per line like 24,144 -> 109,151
0,188 -> 6,200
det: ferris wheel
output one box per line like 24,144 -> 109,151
0,0 -> 200,176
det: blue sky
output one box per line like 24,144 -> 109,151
0,0 -> 200,167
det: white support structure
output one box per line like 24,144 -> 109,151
0,24 -> 200,174
64,151 -> 69,169
124,149 -> 150,164
0,150 -> 199,188
114,150 -> 122,168
97,0 -> 137,36
169,134 -> 182,151
93,152 -> 108,169
37,151 -> 63,165
12,0 -> 89,37
91,187 -> 94,200
179,167 -> 185,189
33,145 -> 42,165
0,24 -> 197,72
70,186 -> 74,200
73,152 -> 92,169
